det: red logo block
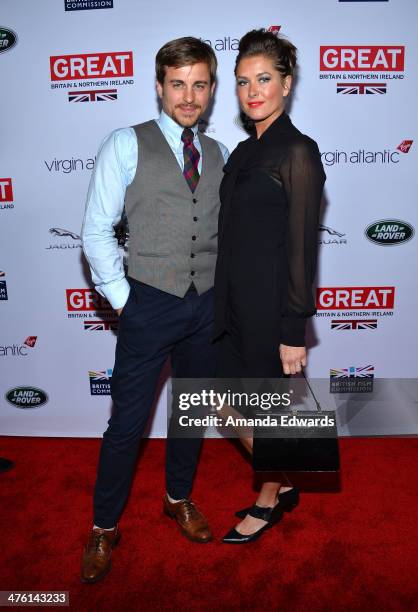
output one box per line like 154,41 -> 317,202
397,140 -> 413,153
317,287 -> 395,310
0,178 -> 13,202
320,46 -> 405,71
50,51 -> 134,81
66,289 -> 112,311
23,336 -> 37,348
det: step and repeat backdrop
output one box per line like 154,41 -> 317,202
1,0 -> 417,437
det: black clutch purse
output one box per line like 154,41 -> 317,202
252,370 -> 340,472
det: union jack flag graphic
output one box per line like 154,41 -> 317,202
68,89 -> 118,103
331,319 -> 377,330
397,140 -> 413,153
23,336 -> 37,348
337,83 -> 387,95
89,369 -> 113,381
84,320 -> 118,331
330,365 -> 374,379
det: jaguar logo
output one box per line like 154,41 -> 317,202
49,227 -> 81,240
318,225 -> 346,237
47,227 -> 82,251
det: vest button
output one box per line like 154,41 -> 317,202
193,216 -> 198,222
191,271 -> 195,276
192,235 -> 196,241
190,253 -> 195,258
193,198 -> 198,203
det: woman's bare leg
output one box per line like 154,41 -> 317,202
217,408 -> 292,535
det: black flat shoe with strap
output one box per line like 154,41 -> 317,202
222,503 -> 284,544
234,487 -> 300,519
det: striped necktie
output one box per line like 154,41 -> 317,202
181,128 -> 200,192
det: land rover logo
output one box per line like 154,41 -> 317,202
365,220 -> 414,246
5,386 -> 48,408
0,28 -> 18,54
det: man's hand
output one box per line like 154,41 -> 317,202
279,344 -> 307,375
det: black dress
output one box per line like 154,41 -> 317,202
214,112 -> 326,378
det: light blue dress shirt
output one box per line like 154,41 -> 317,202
81,111 -> 229,309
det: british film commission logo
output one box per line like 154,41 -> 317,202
65,0 -> 113,11
320,140 -> 413,167
5,387 -> 49,408
66,288 -> 118,330
318,224 -> 347,246
49,51 -> 134,103
47,227 -> 82,251
0,271 -> 8,301
319,45 -> 405,94
0,178 -> 14,210
89,369 -> 112,395
316,286 -> 395,330
0,27 -> 18,54
330,366 -> 374,394
365,219 -> 414,246
0,336 -> 38,358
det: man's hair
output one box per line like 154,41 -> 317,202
156,36 -> 217,85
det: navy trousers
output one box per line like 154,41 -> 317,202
93,278 -> 216,528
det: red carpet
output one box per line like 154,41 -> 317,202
0,436 -> 417,611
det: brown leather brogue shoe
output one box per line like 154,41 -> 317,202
81,525 -> 121,584
163,495 -> 212,543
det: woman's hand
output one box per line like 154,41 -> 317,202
279,344 -> 306,375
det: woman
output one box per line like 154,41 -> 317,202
214,30 -> 326,543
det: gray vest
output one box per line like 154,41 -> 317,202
124,120 -> 224,297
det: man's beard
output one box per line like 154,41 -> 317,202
171,104 -> 201,127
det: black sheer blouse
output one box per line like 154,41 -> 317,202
214,112 -> 326,346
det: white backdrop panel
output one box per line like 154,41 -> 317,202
1,0 -> 417,437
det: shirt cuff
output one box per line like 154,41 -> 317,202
96,277 -> 130,310
279,317 -> 307,347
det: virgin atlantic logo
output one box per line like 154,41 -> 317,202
397,140 -> 413,153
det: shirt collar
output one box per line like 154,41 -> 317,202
157,110 -> 199,148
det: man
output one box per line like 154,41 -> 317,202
80,37 -> 228,583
